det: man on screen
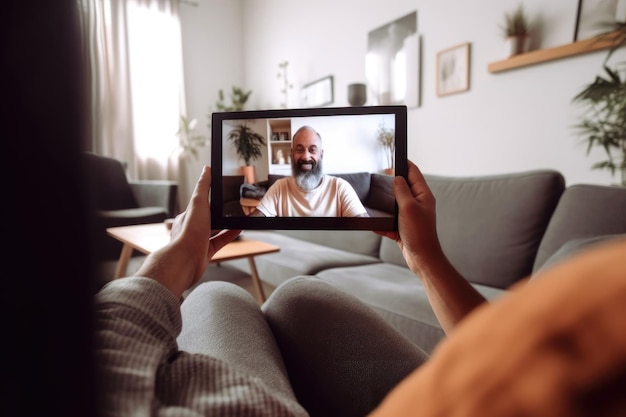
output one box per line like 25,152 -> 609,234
251,126 -> 369,217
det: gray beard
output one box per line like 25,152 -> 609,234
292,159 -> 323,191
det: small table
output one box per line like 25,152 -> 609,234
106,223 -> 279,303
240,197 -> 260,216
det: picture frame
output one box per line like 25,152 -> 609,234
271,132 -> 279,141
300,75 -> 334,107
436,42 -> 470,97
366,11 -> 420,108
279,132 -> 289,141
574,0 -> 626,42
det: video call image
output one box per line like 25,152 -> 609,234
218,112 -> 399,219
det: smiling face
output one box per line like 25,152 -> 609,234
291,126 -> 324,191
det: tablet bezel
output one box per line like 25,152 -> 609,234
211,105 -> 407,231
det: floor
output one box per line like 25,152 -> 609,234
95,255 -> 274,302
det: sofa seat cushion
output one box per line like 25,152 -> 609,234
223,231 -> 382,289
316,263 -> 507,354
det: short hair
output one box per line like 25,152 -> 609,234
292,125 -> 322,143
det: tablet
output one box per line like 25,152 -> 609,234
211,105 -> 407,230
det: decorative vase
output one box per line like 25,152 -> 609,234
348,83 -> 367,106
505,35 -> 530,57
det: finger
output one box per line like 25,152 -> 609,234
194,165 -> 212,198
375,230 -> 399,241
209,229 -> 242,255
393,175 -> 414,207
186,165 -> 212,214
405,160 -> 435,205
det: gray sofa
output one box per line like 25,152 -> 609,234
221,170 -> 626,354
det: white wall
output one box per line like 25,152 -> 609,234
181,0 -> 623,186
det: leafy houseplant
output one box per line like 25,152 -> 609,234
501,4 -> 531,56
573,24 -> 626,186
215,86 -> 252,112
227,123 -> 266,184
175,115 -> 208,160
377,121 -> 395,172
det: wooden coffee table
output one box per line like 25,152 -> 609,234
106,223 -> 279,303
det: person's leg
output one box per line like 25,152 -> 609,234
262,276 -> 429,417
178,282 -> 301,410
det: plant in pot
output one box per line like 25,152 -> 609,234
227,123 -> 266,184
377,121 -> 395,175
215,86 -> 252,112
207,86 -> 252,131
572,23 -> 626,186
175,115 -> 209,160
501,4 -> 531,57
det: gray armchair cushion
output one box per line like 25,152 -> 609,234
129,180 -> 178,218
84,152 -> 137,210
424,170 -> 565,289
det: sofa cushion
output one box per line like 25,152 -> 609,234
365,174 -> 395,215
317,263 -> 507,354
534,234 -> 626,275
333,172 -> 371,204
533,184 -> 626,272
275,229 -> 381,258
424,170 -> 564,289
223,231 -> 382,288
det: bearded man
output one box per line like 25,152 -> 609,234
251,126 -> 369,217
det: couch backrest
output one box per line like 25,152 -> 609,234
532,184 -> 626,272
380,170 -> 565,289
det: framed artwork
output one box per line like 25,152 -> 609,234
436,42 -> 470,97
366,11 -> 420,108
300,75 -> 334,107
574,0 -> 626,41
279,132 -> 289,141
271,132 -> 279,141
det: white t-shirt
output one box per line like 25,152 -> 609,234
255,175 -> 368,217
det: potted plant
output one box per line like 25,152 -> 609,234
572,23 -> 626,186
207,86 -> 252,131
227,123 -> 266,184
175,115 -> 209,160
215,86 -> 252,112
377,121 -> 395,175
501,4 -> 531,57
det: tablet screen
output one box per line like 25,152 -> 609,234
211,105 -> 407,230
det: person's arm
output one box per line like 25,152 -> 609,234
378,160 -> 485,333
95,166 -> 241,414
133,165 -> 241,299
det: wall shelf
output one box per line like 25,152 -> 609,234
488,32 -> 621,73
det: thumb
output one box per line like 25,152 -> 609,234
393,176 -> 414,207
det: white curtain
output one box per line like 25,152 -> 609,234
80,0 -> 186,181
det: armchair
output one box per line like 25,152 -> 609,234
83,152 -> 178,261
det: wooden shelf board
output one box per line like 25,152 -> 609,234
488,32 -> 621,73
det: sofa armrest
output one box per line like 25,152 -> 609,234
129,180 -> 178,218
